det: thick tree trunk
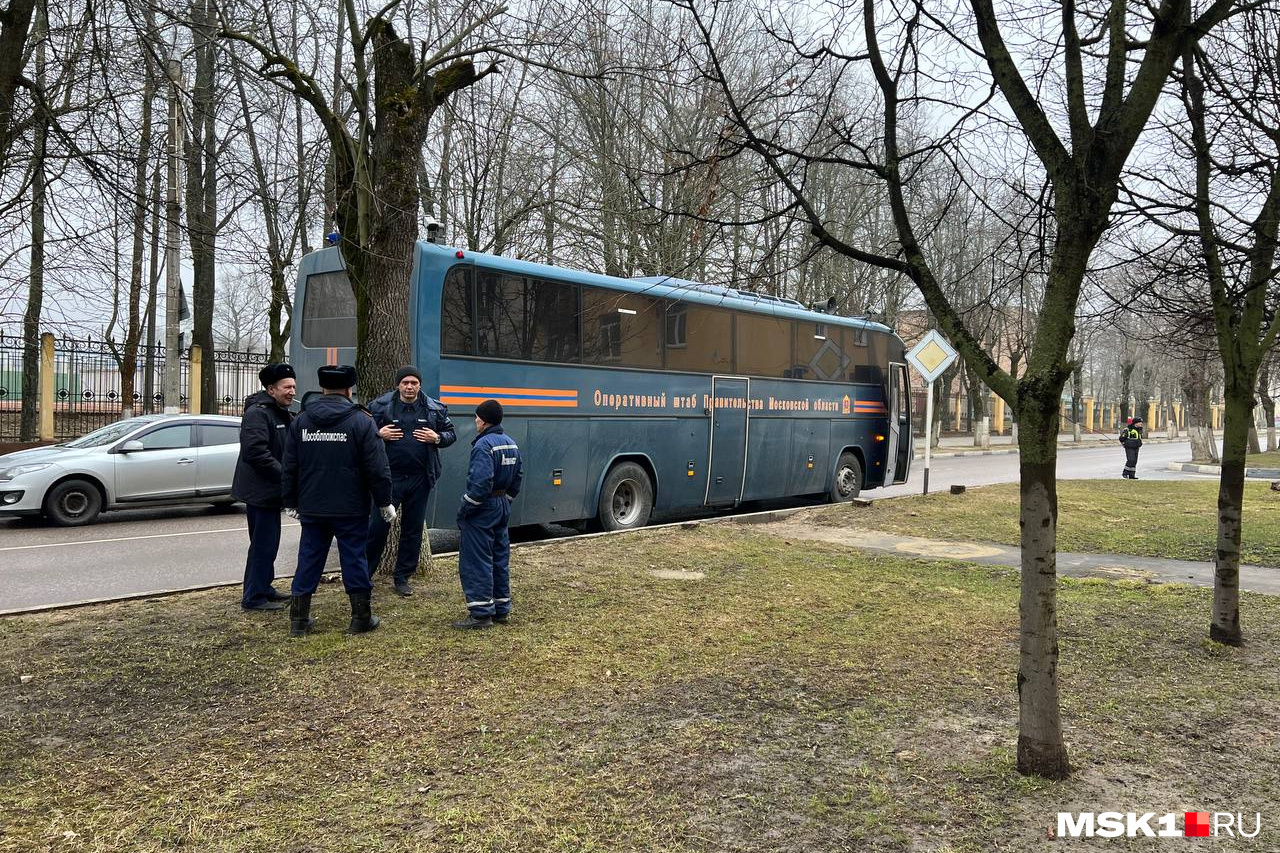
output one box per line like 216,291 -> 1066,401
1183,361 -> 1219,463
122,55 -> 155,418
1212,385 -> 1251,646
187,0 -> 218,412
1015,396 -> 1070,780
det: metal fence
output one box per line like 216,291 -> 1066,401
0,332 -> 273,441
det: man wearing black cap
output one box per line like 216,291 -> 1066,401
366,365 -> 456,596
232,363 -> 297,611
453,399 -> 523,629
1119,416 -> 1144,479
282,364 -> 395,636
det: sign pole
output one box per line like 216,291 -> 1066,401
923,379 -> 933,495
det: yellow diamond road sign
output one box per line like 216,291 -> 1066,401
906,330 -> 958,382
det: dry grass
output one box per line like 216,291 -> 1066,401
2,521 -> 1278,852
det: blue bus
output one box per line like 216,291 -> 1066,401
290,241 -> 912,530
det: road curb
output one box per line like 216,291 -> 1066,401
0,505 -> 815,618
1166,462 -> 1280,479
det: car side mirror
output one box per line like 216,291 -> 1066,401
119,440 -> 144,453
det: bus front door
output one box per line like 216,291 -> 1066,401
706,377 -> 749,506
885,362 -> 911,484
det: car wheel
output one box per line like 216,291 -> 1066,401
44,479 -> 104,526
828,452 -> 863,503
597,462 -> 654,532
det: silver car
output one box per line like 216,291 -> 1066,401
0,414 -> 243,526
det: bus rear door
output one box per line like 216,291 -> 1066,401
706,376 -> 748,506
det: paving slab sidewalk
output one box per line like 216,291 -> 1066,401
746,512 -> 1280,596
920,432 -> 1191,458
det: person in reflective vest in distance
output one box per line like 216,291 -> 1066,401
1119,416 -> 1144,479
232,362 -> 296,611
365,365 -> 456,597
282,364 -> 395,637
453,399 -> 523,630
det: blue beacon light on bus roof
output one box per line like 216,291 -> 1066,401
325,231 -> 340,246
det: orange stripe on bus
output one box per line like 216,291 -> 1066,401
440,397 -> 578,407
440,385 -> 578,397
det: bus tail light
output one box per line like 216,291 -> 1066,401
875,434 -> 886,441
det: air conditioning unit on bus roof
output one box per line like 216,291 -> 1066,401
629,276 -> 808,311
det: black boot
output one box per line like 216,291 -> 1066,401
289,594 -> 315,637
348,590 -> 381,634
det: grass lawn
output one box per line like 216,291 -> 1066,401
3,522 -> 1279,852
825,480 -> 1280,567
1246,450 -> 1280,468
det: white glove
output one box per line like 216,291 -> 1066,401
380,505 -> 397,522
284,508 -> 299,519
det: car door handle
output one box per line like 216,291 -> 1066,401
177,458 -> 195,465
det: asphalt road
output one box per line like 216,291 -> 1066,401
0,441 -> 1212,613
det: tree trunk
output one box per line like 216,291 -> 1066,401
1015,395 -> 1070,779
186,0 -> 218,412
967,367 -> 987,446
1183,360 -> 1219,463
18,0 -> 47,442
122,45 -> 156,418
1212,384 -> 1251,646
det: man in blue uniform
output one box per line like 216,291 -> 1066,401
366,365 -> 456,597
453,399 -> 523,629
232,362 -> 296,611
282,364 -> 395,637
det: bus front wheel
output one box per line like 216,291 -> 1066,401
598,462 -> 653,532
829,452 -> 863,503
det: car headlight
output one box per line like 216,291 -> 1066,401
0,463 -> 53,482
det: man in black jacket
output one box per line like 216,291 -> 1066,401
366,365 -> 456,596
1120,416 -> 1144,479
283,364 -> 394,637
231,363 -> 296,611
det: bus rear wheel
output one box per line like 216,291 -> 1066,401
828,452 -> 863,503
598,462 -> 653,531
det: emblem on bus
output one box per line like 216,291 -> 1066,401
842,395 -> 851,415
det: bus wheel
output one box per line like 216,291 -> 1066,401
828,452 -> 863,503
598,462 -> 653,531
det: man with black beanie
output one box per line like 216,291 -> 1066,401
453,398 -> 523,629
366,365 -> 457,596
232,362 -> 296,611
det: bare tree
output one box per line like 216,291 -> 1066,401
675,0 -> 1236,778
220,0 -> 505,391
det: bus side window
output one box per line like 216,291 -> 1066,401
301,271 -> 357,348
736,313 -> 791,377
441,266 -> 474,354
795,321 -> 846,381
582,288 -> 663,368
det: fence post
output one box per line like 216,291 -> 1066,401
38,333 -> 55,441
189,345 -> 202,414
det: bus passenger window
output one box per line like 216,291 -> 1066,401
794,321 -> 848,381
735,313 -> 792,377
525,278 -> 580,363
582,288 -> 662,368
441,266 -> 474,355
664,302 -> 732,373
301,271 -> 357,348
476,272 -> 581,363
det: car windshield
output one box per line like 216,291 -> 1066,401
63,416 -> 163,448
